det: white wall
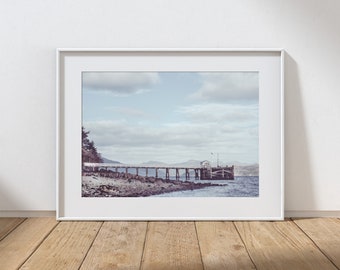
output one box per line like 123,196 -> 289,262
0,0 -> 339,213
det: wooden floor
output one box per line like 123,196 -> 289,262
0,218 -> 339,269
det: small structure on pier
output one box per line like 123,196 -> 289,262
200,160 -> 234,180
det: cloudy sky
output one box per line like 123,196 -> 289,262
82,72 -> 258,165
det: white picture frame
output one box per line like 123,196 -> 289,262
56,48 -> 284,220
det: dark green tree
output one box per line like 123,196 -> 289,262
82,127 -> 103,165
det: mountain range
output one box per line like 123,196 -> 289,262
102,158 -> 259,176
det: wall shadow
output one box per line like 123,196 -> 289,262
0,178 -> 21,215
284,53 -> 316,213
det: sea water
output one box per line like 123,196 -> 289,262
152,176 -> 259,197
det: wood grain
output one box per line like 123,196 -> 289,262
141,222 -> 203,270
235,220 -> 338,270
1,218 -> 339,269
196,222 -> 255,270
20,221 -> 102,270
80,221 -> 147,270
0,218 -> 25,240
0,217 -> 57,270
293,218 -> 340,268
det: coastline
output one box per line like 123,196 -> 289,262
82,173 -> 221,197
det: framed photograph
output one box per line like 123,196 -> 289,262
57,48 -> 284,220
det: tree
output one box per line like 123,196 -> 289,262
82,127 -> 103,165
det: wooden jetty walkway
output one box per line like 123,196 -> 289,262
83,163 -> 200,180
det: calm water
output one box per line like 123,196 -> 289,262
152,176 -> 259,197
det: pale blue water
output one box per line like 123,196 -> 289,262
152,176 -> 259,197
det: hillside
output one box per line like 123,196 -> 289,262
234,164 -> 259,176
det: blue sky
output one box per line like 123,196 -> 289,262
82,72 -> 258,165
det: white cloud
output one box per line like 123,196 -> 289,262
176,103 -> 258,126
105,106 -> 156,119
84,115 -> 258,164
82,72 -> 160,95
85,120 -> 208,148
191,72 -> 258,102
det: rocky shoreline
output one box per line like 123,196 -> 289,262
82,172 -> 222,197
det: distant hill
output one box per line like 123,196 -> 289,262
229,161 -> 252,166
234,164 -> 259,176
102,157 -> 121,164
171,160 -> 201,167
141,161 -> 168,166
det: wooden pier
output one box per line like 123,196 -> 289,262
83,163 -> 234,180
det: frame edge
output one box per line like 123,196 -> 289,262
56,48 -> 284,220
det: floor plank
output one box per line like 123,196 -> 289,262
141,222 -> 204,270
0,218 -> 25,241
293,218 -> 340,268
0,218 -> 57,270
20,221 -> 102,270
235,220 -> 338,270
196,222 -> 256,270
80,221 -> 147,270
